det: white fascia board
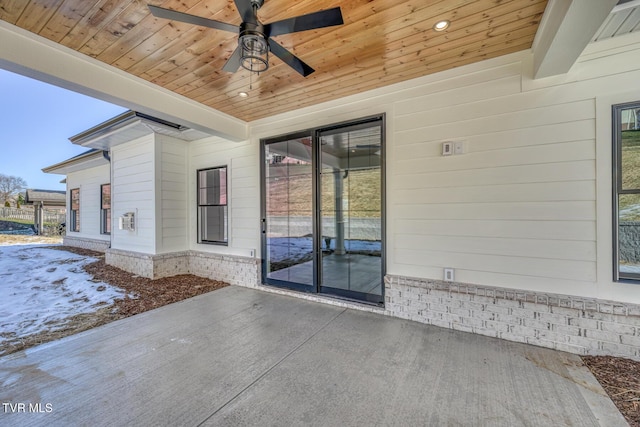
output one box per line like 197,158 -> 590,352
0,20 -> 247,142
42,150 -> 108,175
532,0 -> 617,79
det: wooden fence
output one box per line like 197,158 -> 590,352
0,207 -> 33,221
0,207 -> 65,223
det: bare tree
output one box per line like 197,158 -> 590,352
0,174 -> 27,205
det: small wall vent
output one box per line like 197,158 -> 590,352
118,212 -> 135,231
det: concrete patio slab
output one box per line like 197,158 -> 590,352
0,286 -> 626,426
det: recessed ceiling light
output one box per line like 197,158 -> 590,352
433,20 -> 450,31
238,91 -> 249,98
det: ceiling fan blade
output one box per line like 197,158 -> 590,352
233,0 -> 256,24
148,5 -> 238,33
266,7 -> 343,37
268,39 -> 314,77
222,46 -> 242,73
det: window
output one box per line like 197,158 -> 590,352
70,188 -> 80,232
101,184 -> 111,234
613,102 -> 640,281
198,166 -> 228,244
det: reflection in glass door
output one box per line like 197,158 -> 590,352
261,116 -> 384,304
614,103 -> 640,280
263,134 -> 315,290
319,122 -> 383,303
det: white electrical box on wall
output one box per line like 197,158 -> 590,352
442,141 -> 453,156
444,268 -> 455,282
454,141 -> 465,154
443,140 -> 466,157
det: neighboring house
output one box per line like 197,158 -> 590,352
24,189 -> 66,211
8,0 -> 638,361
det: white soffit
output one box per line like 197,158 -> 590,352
69,111 -> 212,150
593,0 -> 640,42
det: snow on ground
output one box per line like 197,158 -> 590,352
268,237 -> 381,263
621,263 -> 640,274
0,244 -> 127,340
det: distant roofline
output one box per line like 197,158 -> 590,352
42,149 -> 107,174
27,188 -> 66,195
24,188 -> 67,206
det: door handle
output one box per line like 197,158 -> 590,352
261,218 -> 266,233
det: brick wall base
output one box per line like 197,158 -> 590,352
104,248 -> 259,286
105,248 -> 155,278
63,236 -> 110,252
189,251 -> 260,287
385,274 -> 640,361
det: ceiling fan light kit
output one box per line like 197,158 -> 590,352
239,22 -> 269,73
148,0 -> 344,78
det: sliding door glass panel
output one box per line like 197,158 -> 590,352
264,137 -> 314,287
319,122 -> 382,301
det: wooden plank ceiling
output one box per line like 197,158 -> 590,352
0,0 -> 548,122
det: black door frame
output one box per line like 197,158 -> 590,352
260,114 -> 386,305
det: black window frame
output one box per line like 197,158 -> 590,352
100,183 -> 111,235
613,101 -> 640,282
70,188 -> 80,232
197,166 -> 228,245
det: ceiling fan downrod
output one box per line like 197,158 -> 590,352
237,0 -> 268,73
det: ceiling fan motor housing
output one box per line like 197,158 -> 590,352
239,21 -> 267,42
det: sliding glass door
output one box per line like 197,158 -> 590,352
261,116 -> 384,304
262,133 -> 315,291
318,122 -> 383,302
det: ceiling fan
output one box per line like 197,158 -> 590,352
148,0 -> 344,77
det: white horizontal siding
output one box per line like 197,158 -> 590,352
394,181 -> 595,204
189,137 -> 259,257
394,75 -> 522,116
111,135 -> 155,254
394,160 -> 595,189
394,219 -> 595,241
386,51 -> 605,295
159,136 -> 188,253
395,120 -> 595,158
394,235 -> 595,262
396,100 -> 595,143
394,248 -> 596,282
65,164 -> 110,242
395,201 -> 596,221
394,141 -> 595,174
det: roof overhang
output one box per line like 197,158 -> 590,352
69,110 -> 212,150
42,149 -> 108,175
